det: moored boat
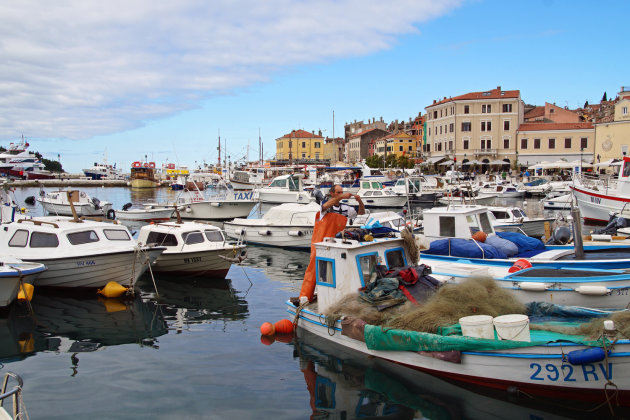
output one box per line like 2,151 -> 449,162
0,259 -> 46,307
38,190 -> 114,219
129,161 -> 160,188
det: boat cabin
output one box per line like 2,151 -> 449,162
422,205 -> 496,240
313,236 -> 409,313
137,222 -> 228,250
265,174 -> 304,191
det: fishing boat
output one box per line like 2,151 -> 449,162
230,168 -> 265,190
129,161 -> 160,188
137,220 -> 246,278
0,259 -> 47,307
543,192 -> 574,210
572,156 -> 630,223
0,216 -> 164,289
341,180 -> 407,208
255,174 -> 313,204
487,205 -> 556,238
286,230 -> 630,407
224,202 -> 319,249
38,190 -> 115,219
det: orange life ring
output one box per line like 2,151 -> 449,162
167,163 -> 175,169
132,161 -> 142,168
148,162 -> 156,168
508,258 -> 532,273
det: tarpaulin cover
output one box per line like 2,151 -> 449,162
495,231 -> 545,253
485,234 -> 519,257
424,238 -> 507,259
363,324 -> 602,352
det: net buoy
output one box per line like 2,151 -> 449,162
17,283 -> 34,301
472,231 -> 487,242
97,281 -> 129,298
260,322 -> 275,336
274,319 -> 294,334
508,258 -> 532,273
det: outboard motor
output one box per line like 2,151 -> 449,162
546,225 -> 571,245
594,211 -> 630,235
312,189 -> 325,205
24,196 -> 36,205
122,202 -> 133,211
92,197 -> 101,210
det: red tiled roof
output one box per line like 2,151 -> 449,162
279,129 -> 322,139
349,127 -> 388,139
524,106 -> 545,119
427,87 -> 520,108
518,122 -> 593,131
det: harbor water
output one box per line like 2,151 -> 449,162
0,186 -> 623,419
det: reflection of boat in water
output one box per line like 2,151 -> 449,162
295,328 -> 616,420
0,293 -> 167,364
239,246 -> 308,283
136,276 -> 248,328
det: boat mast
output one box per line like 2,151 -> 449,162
217,130 -> 221,169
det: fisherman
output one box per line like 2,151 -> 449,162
298,184 -> 365,304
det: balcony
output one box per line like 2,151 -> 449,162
473,148 -> 498,157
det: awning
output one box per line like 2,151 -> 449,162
489,160 -> 509,165
427,156 -> 445,164
462,159 -> 480,165
438,160 -> 454,165
595,159 -> 622,167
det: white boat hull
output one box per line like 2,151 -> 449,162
152,247 -> 243,278
116,208 -> 174,222
224,222 -> 313,248
179,200 -> 256,220
257,190 -> 313,204
40,202 -> 113,217
0,262 -> 45,306
342,195 -> 407,208
23,247 -> 163,288
289,302 -> 630,400
572,185 -> 628,223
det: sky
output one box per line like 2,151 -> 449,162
1,0 -> 628,173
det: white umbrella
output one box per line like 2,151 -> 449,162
595,159 -> 620,167
489,160 -> 509,165
463,159 -> 479,165
438,160 -> 454,165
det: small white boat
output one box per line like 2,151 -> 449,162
390,176 -> 441,205
487,206 -> 556,238
137,220 -> 246,278
543,193 -> 574,210
38,190 -> 114,219
341,180 -> 407,208
0,259 -> 46,307
255,174 -> 313,204
224,202 -> 319,249
230,168 -> 265,190
0,216 -> 164,289
477,181 -> 525,198
115,205 -> 174,223
174,185 -> 258,220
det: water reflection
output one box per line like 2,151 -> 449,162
294,329 -> 622,420
240,246 -> 308,284
136,276 -> 249,330
0,294 -> 167,364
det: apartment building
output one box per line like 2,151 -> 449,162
516,122 -> 594,167
594,86 -> 630,161
347,128 -> 389,163
373,132 -> 417,158
424,86 -> 524,167
275,129 -> 325,162
344,118 -> 387,140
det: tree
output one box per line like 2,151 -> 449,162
602,92 -> 608,102
42,158 -> 63,173
584,100 -> 589,108
365,155 -> 383,168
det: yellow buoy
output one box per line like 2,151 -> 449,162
97,281 -> 129,298
17,283 -> 34,301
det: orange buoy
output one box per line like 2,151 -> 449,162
260,335 -> 275,346
260,322 -> 275,336
508,258 -> 533,273
472,231 -> 487,242
274,319 -> 294,334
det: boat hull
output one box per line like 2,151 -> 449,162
40,202 -> 113,217
130,179 -> 160,188
257,191 -> 313,204
179,200 -> 256,220
288,302 -> 630,404
0,263 -> 45,306
116,208 -> 174,223
572,185 -> 628,223
223,222 -> 313,248
152,247 -> 243,278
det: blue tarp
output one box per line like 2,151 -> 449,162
495,231 -> 545,253
424,238 -> 507,259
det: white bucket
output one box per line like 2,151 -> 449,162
459,315 -> 494,339
493,314 -> 530,342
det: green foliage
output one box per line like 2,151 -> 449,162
365,155 -> 383,168
42,158 -> 63,173
365,154 -> 414,169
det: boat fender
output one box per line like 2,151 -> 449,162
185,206 -> 192,213
575,285 -> 610,296
508,258 -> 532,273
567,347 -> 606,365
210,202 -> 221,207
106,209 -> 116,219
17,283 -> 34,301
258,230 -> 271,236
518,282 -> 547,291
288,230 -> 304,237
97,281 -> 129,298
24,196 -> 36,205
235,228 -> 244,235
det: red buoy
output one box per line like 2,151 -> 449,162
274,319 -> 294,334
508,258 -> 532,273
260,322 -> 275,336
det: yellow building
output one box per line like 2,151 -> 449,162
594,86 -> 630,161
374,132 -> 417,158
275,129 -> 324,161
516,123 -> 594,167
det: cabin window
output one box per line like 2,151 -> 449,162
67,230 -> 99,245
356,253 -> 378,287
439,216 -> 456,237
623,161 -> 630,178
385,248 -> 406,269
184,231 -> 205,245
479,212 -> 493,233
364,191 -> 373,196
104,229 -> 131,241
204,230 -> 224,242
146,232 -> 178,246
466,215 -> 481,233
373,191 -> 383,196
372,182 -> 380,189
269,179 -> 287,188
362,182 -> 370,189
492,211 -> 509,219
30,232 -> 59,248
511,209 -> 522,218
8,229 -> 28,247
316,257 -> 335,287
288,176 -> 299,191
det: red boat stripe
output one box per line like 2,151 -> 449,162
571,186 -> 630,203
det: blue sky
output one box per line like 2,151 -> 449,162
1,0 -> 628,173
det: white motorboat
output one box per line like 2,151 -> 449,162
115,204 -> 174,223
0,184 -> 22,223
255,174 -> 313,204
230,168 -> 265,190
0,259 -> 47,307
0,216 -> 164,289
82,162 -> 123,180
477,181 -> 525,198
38,190 -> 115,219
543,193 -> 574,210
224,202 -> 319,249
390,176 -> 441,205
287,232 -> 630,406
341,180 -> 407,208
487,206 -> 556,238
174,184 -> 258,220
137,220 -> 246,278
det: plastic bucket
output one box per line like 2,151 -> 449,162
493,314 -> 530,342
459,315 -> 494,339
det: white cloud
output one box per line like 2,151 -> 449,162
0,0 -> 461,140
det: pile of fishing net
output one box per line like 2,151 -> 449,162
325,277 -> 525,333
